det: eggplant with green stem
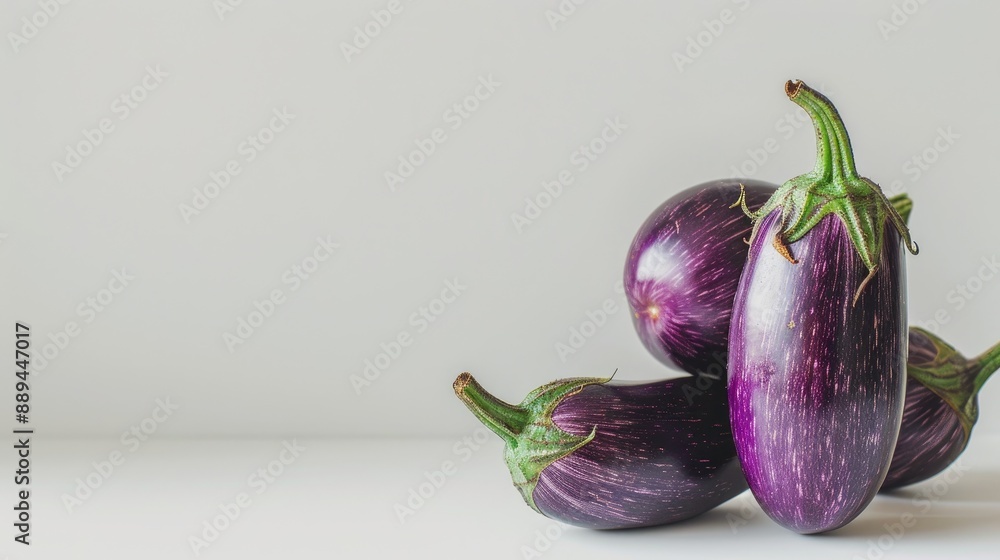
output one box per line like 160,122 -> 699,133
882,327 -> 1000,490
624,181 -> 913,378
727,80 -> 918,534
453,372 -> 746,529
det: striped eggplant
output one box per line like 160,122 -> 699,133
883,327 -> 1000,490
453,372 -> 746,529
625,179 -> 776,375
624,180 -> 914,378
621,177 -> 998,493
727,81 -> 919,534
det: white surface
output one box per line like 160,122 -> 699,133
8,435 -> 999,559
2,0 -> 1000,438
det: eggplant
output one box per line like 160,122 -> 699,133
624,180 -> 914,378
727,81 -> 918,534
624,180 -> 776,375
882,327 -> 1000,490
453,372 -> 747,529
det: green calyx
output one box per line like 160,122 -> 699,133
734,80 -> 918,304
453,372 -> 605,512
907,328 -> 1000,437
888,193 -> 913,225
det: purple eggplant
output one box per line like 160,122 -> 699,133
727,81 -> 918,534
624,180 -> 776,375
624,182 -> 913,378
883,327 -> 1000,490
453,372 -> 746,529
621,175 -> 998,493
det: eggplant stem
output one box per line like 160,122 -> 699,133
800,85 -> 857,181
453,373 -> 529,445
972,339 -> 1000,394
453,374 -> 604,514
793,85 -> 917,256
773,81 -> 918,301
787,82 -> 835,181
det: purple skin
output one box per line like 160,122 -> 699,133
625,180 -> 776,375
534,378 -> 747,529
881,328 -> 1000,490
622,180 -> 978,492
454,373 -> 747,530
882,330 -> 964,490
883,378 -> 965,490
623,179 -> 979,493
728,211 -> 907,534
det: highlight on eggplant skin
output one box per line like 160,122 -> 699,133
624,182 -> 912,379
624,180 -> 775,375
729,211 -> 907,534
453,372 -> 747,530
728,80 -> 914,534
882,328 -> 1000,490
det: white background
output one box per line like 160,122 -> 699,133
2,1 -> 999,558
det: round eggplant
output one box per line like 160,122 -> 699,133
624,180 -> 776,375
625,183 -> 913,379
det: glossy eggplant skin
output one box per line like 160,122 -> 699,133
728,210 -> 907,534
883,379 -> 965,490
881,327 -> 1000,490
533,376 -> 747,529
625,179 -> 776,375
